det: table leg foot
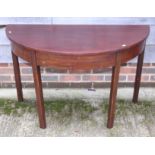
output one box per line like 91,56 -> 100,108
132,50 -> 144,103
31,52 -> 46,129
107,54 -> 121,129
12,51 -> 24,102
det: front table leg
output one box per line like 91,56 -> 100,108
107,54 -> 121,128
12,51 -> 23,102
132,50 -> 144,103
31,52 -> 46,129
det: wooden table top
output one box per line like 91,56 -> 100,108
6,25 -> 149,56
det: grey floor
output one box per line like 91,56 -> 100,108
0,88 -> 155,137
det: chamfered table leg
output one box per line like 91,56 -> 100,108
31,52 -> 46,129
107,54 -> 121,128
132,50 -> 145,103
12,51 -> 24,102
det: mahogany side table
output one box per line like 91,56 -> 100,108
6,25 -> 150,129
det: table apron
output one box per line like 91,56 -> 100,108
11,40 -> 146,70
11,43 -> 31,62
120,40 -> 146,64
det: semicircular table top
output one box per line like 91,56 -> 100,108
6,25 -> 150,56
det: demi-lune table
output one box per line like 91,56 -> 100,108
6,25 -> 149,129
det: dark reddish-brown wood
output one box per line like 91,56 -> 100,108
132,49 -> 145,103
31,51 -> 46,128
12,51 -> 23,102
6,25 -> 149,129
107,53 -> 121,128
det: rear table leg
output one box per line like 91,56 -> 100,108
12,51 -> 23,102
132,50 -> 144,103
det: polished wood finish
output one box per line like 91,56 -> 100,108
31,51 -> 46,128
12,43 -> 31,63
6,25 -> 149,70
6,25 -> 149,129
12,51 -> 23,102
107,53 -> 121,128
132,49 -> 145,103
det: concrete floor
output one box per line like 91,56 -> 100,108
0,88 -> 155,137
